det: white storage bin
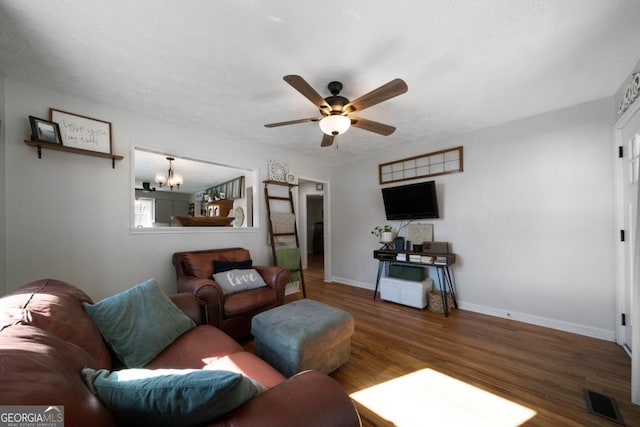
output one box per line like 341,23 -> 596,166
380,277 -> 433,309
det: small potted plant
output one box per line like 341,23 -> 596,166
371,225 -> 396,244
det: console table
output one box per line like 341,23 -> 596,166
373,249 -> 458,316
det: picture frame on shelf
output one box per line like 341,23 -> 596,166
50,108 -> 113,154
29,116 -> 63,145
286,173 -> 297,184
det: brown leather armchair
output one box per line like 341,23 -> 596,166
172,248 -> 289,342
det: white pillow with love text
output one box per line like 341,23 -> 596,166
212,268 -> 268,295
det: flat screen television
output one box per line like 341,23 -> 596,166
381,181 -> 439,220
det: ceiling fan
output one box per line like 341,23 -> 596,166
135,182 -> 156,192
265,75 -> 408,147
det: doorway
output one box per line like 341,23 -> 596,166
296,178 -> 328,281
307,194 -> 324,279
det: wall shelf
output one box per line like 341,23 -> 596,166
263,179 -> 298,188
24,140 -> 124,168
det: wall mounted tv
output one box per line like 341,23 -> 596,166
381,181 -> 439,220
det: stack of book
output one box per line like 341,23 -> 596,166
391,253 -> 449,266
409,254 -> 422,263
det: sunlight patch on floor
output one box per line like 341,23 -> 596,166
350,368 -> 537,427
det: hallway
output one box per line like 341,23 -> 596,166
305,254 -> 324,281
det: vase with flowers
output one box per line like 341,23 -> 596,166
371,225 -> 396,244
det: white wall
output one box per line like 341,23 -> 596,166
3,78 -> 330,300
331,97 -> 617,340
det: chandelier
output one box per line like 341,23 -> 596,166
155,157 -> 183,191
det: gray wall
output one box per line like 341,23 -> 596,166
134,189 -> 190,226
331,97 -> 617,340
1,75 -> 625,342
2,78 -> 329,299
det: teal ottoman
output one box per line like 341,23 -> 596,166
251,299 -> 354,377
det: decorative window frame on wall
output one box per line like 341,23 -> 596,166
204,176 -> 245,200
378,146 -> 463,184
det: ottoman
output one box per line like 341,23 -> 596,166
251,299 -> 354,377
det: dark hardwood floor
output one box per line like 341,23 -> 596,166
280,255 -> 640,426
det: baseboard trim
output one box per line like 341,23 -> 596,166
331,278 -> 616,341
459,302 -> 616,341
331,276 -> 375,291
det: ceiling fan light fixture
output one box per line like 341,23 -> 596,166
319,114 -> 351,136
265,75 -> 407,147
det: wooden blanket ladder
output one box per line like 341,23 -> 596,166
264,180 -> 306,297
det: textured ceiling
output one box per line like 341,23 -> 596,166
1,1 -> 640,166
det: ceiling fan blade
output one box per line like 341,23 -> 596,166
264,117 -> 321,128
350,116 -> 396,136
283,75 -> 330,109
321,134 -> 335,147
344,78 -> 408,113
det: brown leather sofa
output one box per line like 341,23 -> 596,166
0,278 -> 361,427
173,247 -> 288,342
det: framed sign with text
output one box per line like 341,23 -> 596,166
50,108 -> 113,154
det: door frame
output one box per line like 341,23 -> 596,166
614,111 -> 630,354
295,176 -> 331,282
613,98 -> 640,404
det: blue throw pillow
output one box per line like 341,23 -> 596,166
82,368 -> 265,427
213,259 -> 252,273
82,279 -> 196,368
